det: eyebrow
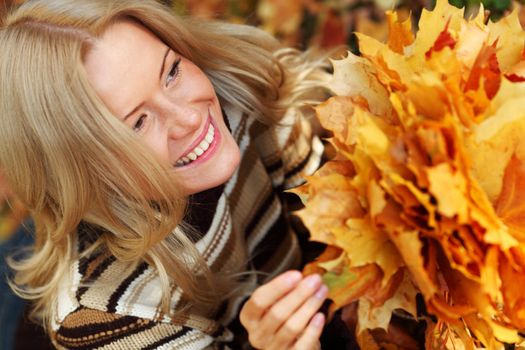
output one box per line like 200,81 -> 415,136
159,47 -> 170,80
122,47 -> 170,121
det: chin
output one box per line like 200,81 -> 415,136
181,150 -> 240,195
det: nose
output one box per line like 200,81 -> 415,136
154,94 -> 202,139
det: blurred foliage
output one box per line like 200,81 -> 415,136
166,0 -> 525,52
0,172 -> 26,243
2,0 -> 524,48
447,0 -> 514,19
0,200 -> 26,243
2,0 -> 524,55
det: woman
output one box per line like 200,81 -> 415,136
0,0 -> 330,348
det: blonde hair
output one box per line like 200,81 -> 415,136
0,0 -> 329,332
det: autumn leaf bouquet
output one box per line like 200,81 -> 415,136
296,0 -> 525,348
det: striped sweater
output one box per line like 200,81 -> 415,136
51,104 -> 324,349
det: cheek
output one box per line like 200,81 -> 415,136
142,134 -> 169,162
184,61 -> 216,96
173,133 -> 240,195
219,133 -> 241,174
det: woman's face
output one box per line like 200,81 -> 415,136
83,20 -> 240,195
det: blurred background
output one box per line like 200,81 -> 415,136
3,0 -> 525,53
0,0 -> 523,349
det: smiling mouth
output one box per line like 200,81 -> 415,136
175,120 -> 216,167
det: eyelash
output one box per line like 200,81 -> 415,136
166,57 -> 182,87
133,114 -> 146,132
132,57 -> 182,133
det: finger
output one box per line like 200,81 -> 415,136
240,270 -> 302,328
292,312 -> 325,350
255,274 -> 323,341
268,285 -> 328,349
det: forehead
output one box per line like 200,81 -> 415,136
83,20 -> 166,117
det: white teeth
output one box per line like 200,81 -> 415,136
194,147 -> 204,156
199,139 -> 210,151
175,123 -> 215,167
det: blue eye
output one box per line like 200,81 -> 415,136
166,57 -> 181,86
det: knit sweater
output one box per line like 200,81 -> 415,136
51,104 -> 324,350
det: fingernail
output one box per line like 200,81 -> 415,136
285,271 -> 302,285
304,274 -> 321,289
314,285 -> 328,299
312,313 -> 325,328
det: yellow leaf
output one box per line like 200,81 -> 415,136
357,32 -> 414,85
333,218 -> 403,286
381,172 -> 436,227
487,9 -> 525,74
357,270 -> 418,333
495,155 -> 525,242
481,247 -> 502,303
455,21 -> 488,70
314,96 -> 354,142
355,32 -> 387,58
328,52 -> 392,117
352,108 -> 391,156
386,10 -> 414,55
349,148 -> 378,202
462,315 -> 497,350
426,163 -> 469,222
317,159 -> 355,178
295,173 -> 364,245
405,72 -> 450,121
317,251 -> 346,272
303,246 -> 344,276
323,263 -> 383,313
412,0 -> 464,66
388,230 -> 438,298
368,179 -> 387,218
488,78 -> 525,116
483,227 -> 519,250
485,320 -> 520,345
468,94 -> 525,202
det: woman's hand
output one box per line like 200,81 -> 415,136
239,270 -> 328,349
